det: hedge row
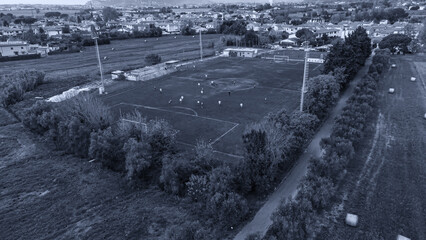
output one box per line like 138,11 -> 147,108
0,70 -> 45,107
266,49 -> 391,240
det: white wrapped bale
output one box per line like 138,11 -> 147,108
391,64 -> 396,68
345,213 -> 358,227
410,77 -> 416,81
389,88 -> 395,94
396,235 -> 410,240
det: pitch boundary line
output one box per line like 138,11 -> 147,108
211,123 -> 239,145
112,102 -> 239,125
171,106 -> 199,116
256,86 -> 300,93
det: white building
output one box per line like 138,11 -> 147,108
0,41 -> 29,57
223,48 -> 258,58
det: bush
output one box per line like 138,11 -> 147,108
163,221 -> 212,240
160,154 -> 197,196
89,127 -> 127,171
145,54 -> 161,66
0,70 -> 45,107
23,101 -> 59,134
207,191 -> 248,227
186,174 -> 209,202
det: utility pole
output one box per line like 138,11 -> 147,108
300,41 -> 310,112
199,30 -> 203,61
91,25 -> 105,94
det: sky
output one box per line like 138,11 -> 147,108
0,0 -> 88,4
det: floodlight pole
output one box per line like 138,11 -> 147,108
94,38 -> 105,93
91,24 -> 105,95
199,30 -> 203,61
300,41 -> 310,112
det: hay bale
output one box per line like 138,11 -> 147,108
410,77 -> 416,81
391,64 -> 396,68
345,213 -> 358,227
397,235 -> 410,240
388,88 -> 395,94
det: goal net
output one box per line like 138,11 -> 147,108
273,55 -> 290,63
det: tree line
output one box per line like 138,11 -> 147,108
265,40 -> 391,240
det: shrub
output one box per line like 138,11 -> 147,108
23,101 -> 59,134
145,54 -> 161,66
186,174 -> 209,202
0,70 -> 45,106
89,127 -> 127,171
207,191 -> 248,227
160,154 -> 197,196
163,221 -> 212,240
124,138 -> 151,181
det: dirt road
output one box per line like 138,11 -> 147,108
233,56 -> 373,240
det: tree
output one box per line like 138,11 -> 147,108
379,34 -> 412,54
44,12 -> 61,18
268,198 -> 316,240
386,8 -> 408,24
295,28 -> 315,45
242,30 -> 259,47
62,25 -> 70,34
145,54 -> 161,65
281,31 -> 289,40
241,129 -> 274,193
102,7 -> 119,22
304,75 -> 340,119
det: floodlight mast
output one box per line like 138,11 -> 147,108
199,30 -> 203,61
91,25 -> 105,94
300,41 -> 310,112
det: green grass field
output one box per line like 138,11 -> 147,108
101,57 -> 322,157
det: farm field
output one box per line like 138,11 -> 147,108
0,35 -> 220,78
322,55 -> 426,240
101,57 -> 322,157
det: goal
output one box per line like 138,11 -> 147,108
273,55 -> 290,63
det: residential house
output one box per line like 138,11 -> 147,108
0,41 -> 29,57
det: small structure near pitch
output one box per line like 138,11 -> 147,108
345,213 -> 358,227
223,48 -> 259,58
397,235 -> 410,240
388,88 -> 395,94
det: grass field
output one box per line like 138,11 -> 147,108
0,35 -> 220,78
101,56 -> 322,157
322,55 -> 426,240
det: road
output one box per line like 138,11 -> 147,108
233,56 -> 373,240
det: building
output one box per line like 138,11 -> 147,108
0,41 -> 29,57
223,48 -> 258,58
0,27 -> 24,36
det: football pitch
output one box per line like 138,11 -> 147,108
101,57 -> 322,157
